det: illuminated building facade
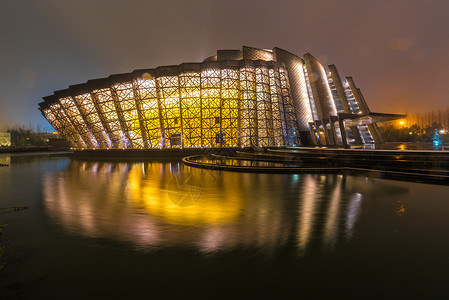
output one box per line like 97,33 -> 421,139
39,46 -> 400,149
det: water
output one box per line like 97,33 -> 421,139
1,153 -> 449,298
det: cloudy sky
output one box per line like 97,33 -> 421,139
1,0 -> 448,130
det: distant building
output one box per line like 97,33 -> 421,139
39,46 -> 402,149
0,132 -> 11,147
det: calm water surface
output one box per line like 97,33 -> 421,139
1,153 -> 449,299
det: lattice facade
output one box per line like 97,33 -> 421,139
40,46 -> 397,149
40,60 -> 299,149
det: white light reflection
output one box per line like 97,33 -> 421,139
199,227 -> 231,253
345,193 -> 362,239
322,176 -> 343,250
296,175 -> 370,255
297,175 -> 317,254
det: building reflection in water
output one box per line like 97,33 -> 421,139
297,175 -> 318,253
296,175 -> 366,255
345,192 -> 362,239
43,160 -> 406,255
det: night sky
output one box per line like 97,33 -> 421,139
1,0 -> 448,130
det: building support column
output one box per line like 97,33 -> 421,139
308,122 -> 318,145
132,82 -> 150,148
110,87 -> 133,148
321,119 -> 332,145
338,119 -> 348,148
351,126 -> 363,145
367,124 -> 382,144
329,117 -> 339,145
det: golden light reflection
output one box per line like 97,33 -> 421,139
43,161 -> 407,255
127,163 -> 243,225
43,160 -> 293,253
397,198 -> 406,216
0,156 -> 10,167
398,144 -> 407,151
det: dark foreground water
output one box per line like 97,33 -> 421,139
1,153 -> 449,299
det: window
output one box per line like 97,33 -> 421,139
215,132 -> 225,144
170,132 -> 181,146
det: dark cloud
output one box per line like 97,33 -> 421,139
0,0 -> 448,128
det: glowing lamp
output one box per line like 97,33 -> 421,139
433,129 -> 441,147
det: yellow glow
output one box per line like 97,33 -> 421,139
128,164 -> 243,225
45,65 -> 293,149
132,87 -> 240,147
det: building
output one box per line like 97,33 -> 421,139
39,46 -> 402,149
0,132 -> 11,147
